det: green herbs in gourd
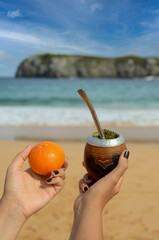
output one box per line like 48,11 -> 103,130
92,129 -> 118,139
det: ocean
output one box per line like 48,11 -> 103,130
0,77 -> 159,126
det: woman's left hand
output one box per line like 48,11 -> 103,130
1,145 -> 68,221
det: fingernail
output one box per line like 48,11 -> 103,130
46,178 -> 52,182
84,187 -> 88,192
86,176 -> 91,181
53,171 -> 59,175
124,151 -> 130,159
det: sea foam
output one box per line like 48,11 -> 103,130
1,106 -> 159,126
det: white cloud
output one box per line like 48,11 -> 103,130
148,9 -> 159,15
140,17 -> 159,28
0,18 -> 111,55
0,50 -> 4,55
0,50 -> 9,61
109,31 -> 159,57
7,9 -> 22,19
90,3 -> 102,13
0,29 -> 42,44
0,50 -> 5,60
80,0 -> 87,4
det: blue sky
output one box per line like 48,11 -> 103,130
0,0 -> 159,76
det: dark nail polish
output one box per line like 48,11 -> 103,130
46,178 -> 52,182
124,151 -> 130,159
54,171 -> 59,175
86,175 -> 91,181
84,187 -> 88,192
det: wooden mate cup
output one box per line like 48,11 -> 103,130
84,131 -> 127,181
77,89 -> 127,181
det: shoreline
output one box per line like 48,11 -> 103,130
0,124 -> 159,142
1,105 -> 159,126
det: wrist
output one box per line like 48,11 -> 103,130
71,196 -> 103,240
0,196 -> 27,240
74,195 -> 102,219
0,196 -> 27,225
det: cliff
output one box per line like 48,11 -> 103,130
15,54 -> 159,78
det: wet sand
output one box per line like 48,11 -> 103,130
0,124 -> 159,142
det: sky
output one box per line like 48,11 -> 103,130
0,0 -> 159,76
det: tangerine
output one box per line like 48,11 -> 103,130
28,141 -> 65,175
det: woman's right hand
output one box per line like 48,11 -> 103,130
69,150 -> 129,240
75,150 -> 129,213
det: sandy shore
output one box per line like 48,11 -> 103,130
0,137 -> 159,240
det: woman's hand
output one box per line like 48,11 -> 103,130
1,145 -> 68,221
69,150 -> 129,240
75,150 -> 129,213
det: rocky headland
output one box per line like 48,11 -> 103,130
16,54 -> 159,78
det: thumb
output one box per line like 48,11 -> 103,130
94,150 -> 129,192
104,150 -> 129,188
9,145 -> 32,171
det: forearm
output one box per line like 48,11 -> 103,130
69,204 -> 103,240
0,197 -> 26,240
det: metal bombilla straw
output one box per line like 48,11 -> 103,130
77,89 -> 105,139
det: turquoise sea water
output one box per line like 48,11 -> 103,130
0,77 -> 159,126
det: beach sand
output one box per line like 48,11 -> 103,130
0,127 -> 159,240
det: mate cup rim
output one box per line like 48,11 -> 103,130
86,132 -> 125,147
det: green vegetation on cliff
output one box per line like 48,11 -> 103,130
38,53 -> 112,64
39,53 -> 69,64
115,56 -> 147,65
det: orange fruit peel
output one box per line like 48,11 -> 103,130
28,141 -> 65,175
